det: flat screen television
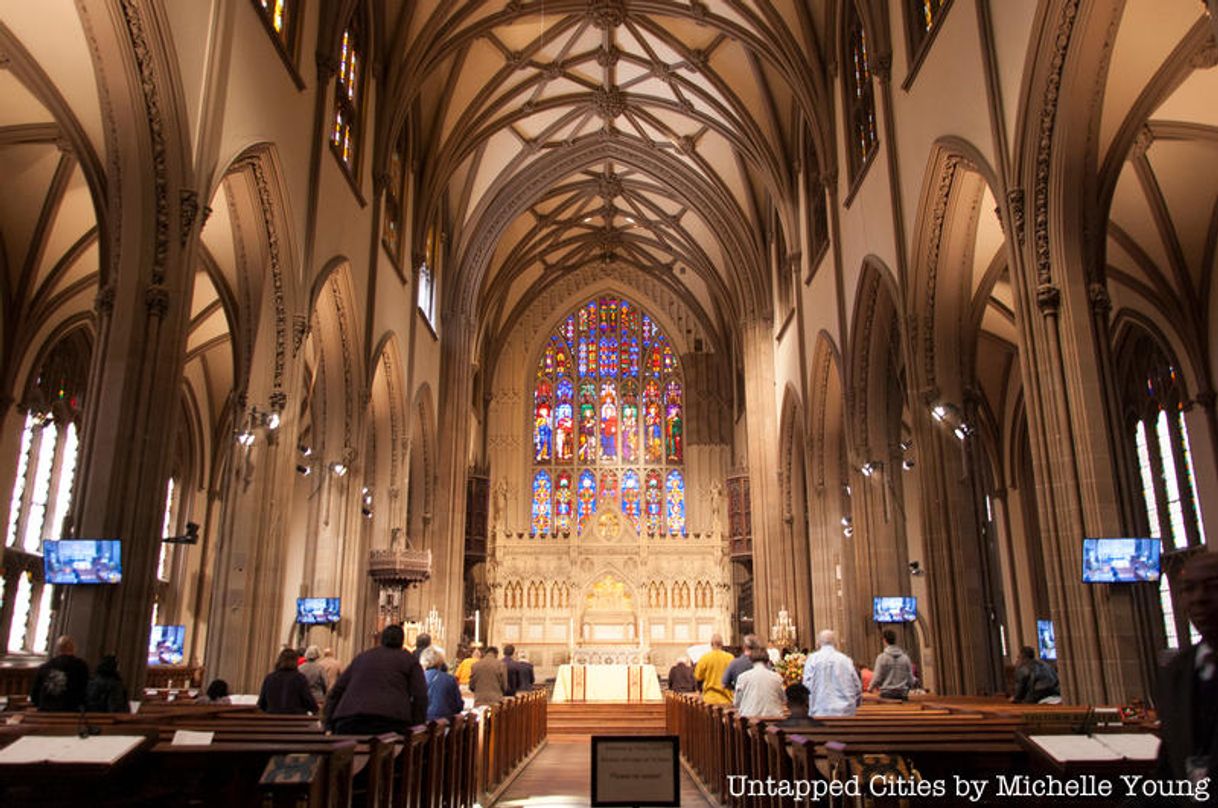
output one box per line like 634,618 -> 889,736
873,596 -> 917,623
148,625 -> 185,666
43,539 -> 122,584
1081,538 -> 1161,583
1036,619 -> 1057,661
296,597 -> 341,624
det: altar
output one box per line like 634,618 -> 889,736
551,663 -> 663,702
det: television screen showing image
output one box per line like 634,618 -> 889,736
1036,619 -> 1057,661
296,597 -> 341,624
873,596 -> 917,623
1081,538 -> 1160,583
43,540 -> 122,584
148,625 -> 185,666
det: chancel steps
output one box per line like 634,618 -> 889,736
546,701 -> 667,737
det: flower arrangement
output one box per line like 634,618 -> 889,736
774,652 -> 806,687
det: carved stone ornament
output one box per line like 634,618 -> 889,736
145,284 -> 170,319
1006,188 -> 1026,246
180,190 -> 200,246
587,0 -> 626,29
598,172 -> 623,201
1036,283 -> 1061,314
94,284 -> 116,316
1087,282 -> 1111,315
292,314 -> 309,355
596,46 -> 621,67
593,87 -> 627,120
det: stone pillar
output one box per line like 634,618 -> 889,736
739,316 -> 783,643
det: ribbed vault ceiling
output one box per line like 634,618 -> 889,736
392,0 -> 830,348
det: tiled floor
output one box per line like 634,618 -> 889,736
494,737 -> 714,807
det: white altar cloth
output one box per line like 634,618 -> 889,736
551,663 -> 663,702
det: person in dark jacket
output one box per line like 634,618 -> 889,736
667,656 -> 697,692
326,624 -> 428,735
258,647 -> 318,714
1010,646 -> 1060,704
197,679 -> 231,705
469,646 -> 508,707
503,644 -> 535,695
722,634 -> 762,691
86,654 -> 130,713
420,646 -> 464,722
30,635 -> 90,712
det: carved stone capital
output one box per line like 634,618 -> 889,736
1036,283 -> 1061,314
145,284 -> 170,319
1006,188 -> 1025,246
180,189 -> 200,246
1087,282 -> 1112,316
872,53 -> 893,83
587,0 -> 625,29
1129,125 -> 1154,160
268,390 -> 287,412
94,284 -> 116,316
292,314 -> 309,355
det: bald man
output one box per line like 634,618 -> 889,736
802,629 -> 861,717
1156,552 -> 1218,786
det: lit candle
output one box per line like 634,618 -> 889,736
474,609 -> 480,645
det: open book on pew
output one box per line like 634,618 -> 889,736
0,735 -> 145,766
1026,733 -> 1159,762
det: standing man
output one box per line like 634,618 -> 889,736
869,630 -> 915,700
504,645 -> 535,695
1157,552 -> 1218,788
802,630 -> 861,717
325,624 -> 428,735
722,634 -> 762,691
317,648 -> 343,693
470,646 -> 509,706
693,634 -> 734,705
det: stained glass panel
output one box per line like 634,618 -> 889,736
532,471 -> 552,534
533,381 -> 553,462
534,296 -> 683,538
666,471 -> 686,536
577,469 -> 597,533
555,471 -> 573,533
599,381 -> 617,460
621,469 -> 641,530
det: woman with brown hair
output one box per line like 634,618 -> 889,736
257,647 -> 318,714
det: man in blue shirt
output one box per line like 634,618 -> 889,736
802,629 -> 861,717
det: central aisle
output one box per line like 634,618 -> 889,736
495,738 -> 714,807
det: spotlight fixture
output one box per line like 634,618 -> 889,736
236,430 -> 255,447
953,424 -> 974,441
899,440 -> 913,452
931,404 -> 949,422
843,525 -> 855,538
298,445 -> 312,457
265,412 -> 281,430
162,522 -> 200,545
331,462 -> 348,477
296,464 -> 311,476
909,560 -> 926,577
902,458 -> 915,471
860,461 -> 879,477
840,516 -> 852,527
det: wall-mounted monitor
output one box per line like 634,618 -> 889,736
1082,538 -> 1160,583
1036,619 -> 1056,661
43,539 -> 122,584
148,625 -> 185,666
873,596 -> 917,623
296,597 -> 341,624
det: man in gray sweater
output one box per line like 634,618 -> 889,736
870,630 -> 915,700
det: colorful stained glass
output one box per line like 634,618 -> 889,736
600,469 -> 618,505
643,380 -> 663,464
578,381 -> 597,462
533,295 -> 683,539
599,381 -> 618,459
555,378 -> 574,462
577,469 -> 597,533
665,380 -> 683,463
621,470 -> 641,530
532,471 -> 552,534
554,471 -> 573,533
621,380 -> 639,462
666,470 -> 685,536
534,381 -> 553,462
645,470 -> 663,534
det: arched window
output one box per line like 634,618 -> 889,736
843,1 -> 878,182
1119,330 -> 1206,650
905,0 -> 948,60
254,0 -> 301,61
2,335 -> 88,654
417,226 -> 438,327
331,10 -> 365,173
531,296 -> 685,537
383,126 -> 408,262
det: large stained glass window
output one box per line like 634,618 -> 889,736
531,295 -> 685,537
843,1 -> 878,181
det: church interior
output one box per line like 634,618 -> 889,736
0,0 -> 1216,805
